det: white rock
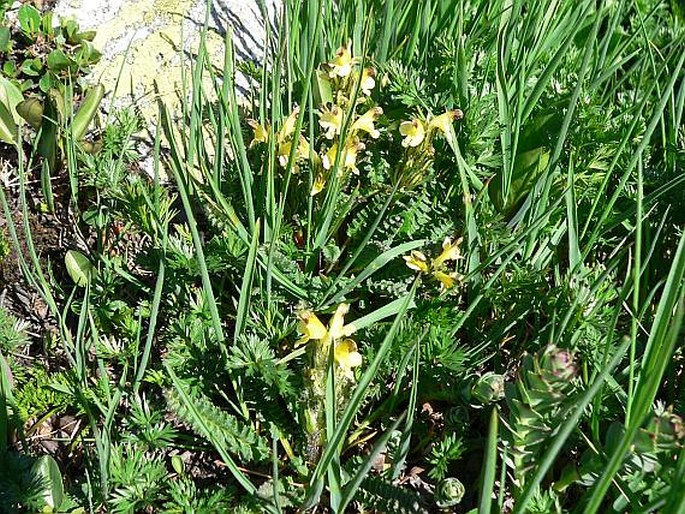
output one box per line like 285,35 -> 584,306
53,0 -> 278,116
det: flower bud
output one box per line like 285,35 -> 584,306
471,372 -> 505,404
435,477 -> 465,508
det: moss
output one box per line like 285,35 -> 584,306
0,227 -> 9,263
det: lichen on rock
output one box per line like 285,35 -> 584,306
54,0 -> 274,119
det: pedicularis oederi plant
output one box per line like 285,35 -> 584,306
2,1 -> 685,513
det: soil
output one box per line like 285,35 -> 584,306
0,147 -> 74,339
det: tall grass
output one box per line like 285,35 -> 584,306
1,0 -> 684,512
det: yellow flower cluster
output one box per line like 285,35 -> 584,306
395,109 -> 464,188
311,42 -> 384,195
246,43 -> 464,197
247,106 -> 311,171
399,110 -> 463,148
298,303 -> 362,379
247,42 -> 383,196
404,237 -> 464,290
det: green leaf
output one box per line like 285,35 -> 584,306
0,26 -> 10,53
75,30 -> 97,43
75,41 -> 102,66
46,49 -> 72,72
71,84 -> 104,140
18,5 -> 41,36
38,73 -> 54,93
17,97 -> 44,129
171,455 -> 185,475
2,61 -> 17,78
20,57 -> 42,77
31,455 -> 64,510
314,69 -> 333,105
60,18 -> 78,42
65,250 -> 93,287
0,76 -> 24,145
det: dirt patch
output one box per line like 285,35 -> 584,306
0,153 -> 74,335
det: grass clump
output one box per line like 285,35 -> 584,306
0,0 -> 684,512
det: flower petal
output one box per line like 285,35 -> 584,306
335,338 -> 362,369
433,270 -> 458,290
399,119 -> 425,148
428,109 -> 464,135
318,104 -> 344,139
361,67 -> 376,95
433,237 -> 463,268
298,310 -> 328,342
328,303 -> 349,339
329,41 -> 355,78
311,173 -> 326,196
247,119 -> 269,146
403,250 -> 429,272
351,107 -> 382,139
278,106 -> 300,143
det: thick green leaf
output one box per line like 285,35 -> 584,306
0,76 -> 24,145
71,84 -> 104,140
31,455 -> 64,510
17,97 -> 44,129
65,250 -> 93,287
0,26 -> 10,53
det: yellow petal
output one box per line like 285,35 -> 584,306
278,141 -> 292,168
322,143 -> 338,170
433,270 -> 458,290
278,106 -> 300,143
335,338 -> 362,369
403,250 -> 429,272
318,104 -> 344,140
298,135 -> 311,159
399,119 -> 425,148
329,41 -> 355,78
351,107 -> 382,139
322,140 -> 364,172
247,119 -> 269,146
343,140 -> 364,171
297,310 -> 328,344
361,67 -> 376,95
278,136 -> 310,168
311,173 -> 326,196
428,109 -> 464,135
433,237 -> 463,268
328,303 -> 349,340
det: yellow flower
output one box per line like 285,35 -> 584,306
329,41 -> 355,78
351,107 -> 382,139
318,104 -> 344,140
297,310 -> 328,345
322,140 -> 365,173
428,109 -> 464,135
328,303 -> 356,339
297,303 -> 357,345
433,270 -> 459,290
298,135 -> 311,159
311,173 -> 326,196
433,237 -> 463,268
334,339 -> 362,377
399,119 -> 426,148
278,135 -> 310,168
403,238 -> 464,291
403,250 -> 429,273
247,119 -> 269,147
278,106 -> 300,143
361,67 -> 376,95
